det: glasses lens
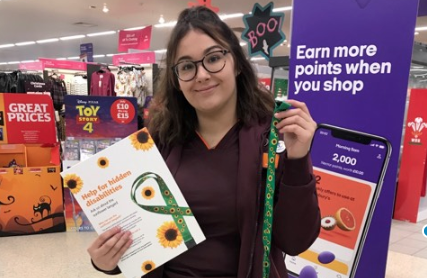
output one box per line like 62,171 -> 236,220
203,51 -> 227,73
174,50 -> 228,81
176,61 -> 196,81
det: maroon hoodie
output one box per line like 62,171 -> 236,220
95,118 -> 320,277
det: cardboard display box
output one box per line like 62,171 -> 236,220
0,144 -> 65,237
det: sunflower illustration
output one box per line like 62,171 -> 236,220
97,157 -> 109,168
141,260 -> 156,273
64,174 -> 83,194
141,186 -> 155,200
157,221 -> 183,248
130,128 -> 154,151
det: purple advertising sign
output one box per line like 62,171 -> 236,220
287,1 -> 418,278
80,43 -> 93,62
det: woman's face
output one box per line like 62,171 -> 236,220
173,29 -> 237,118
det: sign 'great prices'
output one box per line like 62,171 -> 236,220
8,103 -> 52,122
0,93 -> 57,144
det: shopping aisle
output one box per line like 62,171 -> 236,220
1,221 -> 427,278
389,219 -> 427,258
0,232 -> 125,278
385,219 -> 427,278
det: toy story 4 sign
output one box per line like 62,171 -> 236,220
242,2 -> 286,61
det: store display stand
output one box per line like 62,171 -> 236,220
0,93 -> 65,237
393,43 -> 427,223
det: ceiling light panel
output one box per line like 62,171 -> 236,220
0,44 -> 15,48
60,35 -> 86,41
124,26 -> 146,31
415,26 -> 427,31
37,38 -> 59,44
219,13 -> 244,20
15,41 -> 36,46
87,31 -> 116,37
273,6 -> 292,12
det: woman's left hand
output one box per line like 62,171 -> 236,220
274,99 -> 317,159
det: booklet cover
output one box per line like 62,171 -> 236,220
60,128 -> 206,277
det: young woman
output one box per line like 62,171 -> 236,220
88,6 -> 320,278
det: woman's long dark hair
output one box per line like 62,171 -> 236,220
148,6 -> 275,147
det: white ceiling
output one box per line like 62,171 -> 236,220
0,0 -> 293,69
0,0 -> 427,71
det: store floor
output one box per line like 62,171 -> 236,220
1,219 -> 427,278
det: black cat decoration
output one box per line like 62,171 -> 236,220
33,195 -> 51,219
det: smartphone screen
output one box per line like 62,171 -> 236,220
286,124 -> 391,278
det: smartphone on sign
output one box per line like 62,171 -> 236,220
286,123 -> 391,278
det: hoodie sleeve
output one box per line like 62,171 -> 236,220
271,151 -> 321,256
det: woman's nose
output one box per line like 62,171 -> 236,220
194,63 -> 211,81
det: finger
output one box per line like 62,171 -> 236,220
276,115 -> 308,131
276,114 -> 316,132
279,124 -> 313,139
111,231 -> 133,257
112,232 -> 134,261
91,226 -> 122,249
99,230 -> 131,257
284,99 -> 312,117
275,108 -> 313,126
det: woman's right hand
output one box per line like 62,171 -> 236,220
87,226 -> 133,271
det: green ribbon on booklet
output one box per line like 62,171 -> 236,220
130,172 -> 196,248
262,101 -> 291,278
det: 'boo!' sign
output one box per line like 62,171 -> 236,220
242,2 -> 286,61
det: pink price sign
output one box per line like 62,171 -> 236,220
118,26 -> 152,52
39,58 -> 87,71
19,61 -> 44,71
112,52 -> 155,66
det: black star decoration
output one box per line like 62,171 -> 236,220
242,2 -> 286,61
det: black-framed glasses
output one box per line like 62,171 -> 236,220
172,49 -> 230,82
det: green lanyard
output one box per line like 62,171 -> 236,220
131,172 -> 196,248
262,101 -> 291,278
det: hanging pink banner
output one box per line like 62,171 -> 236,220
118,26 -> 152,52
112,52 -> 156,66
19,61 -> 44,71
39,58 -> 87,71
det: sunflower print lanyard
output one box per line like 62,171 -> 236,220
130,172 -> 196,249
262,101 -> 291,278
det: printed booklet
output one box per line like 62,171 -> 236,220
61,128 -> 206,277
